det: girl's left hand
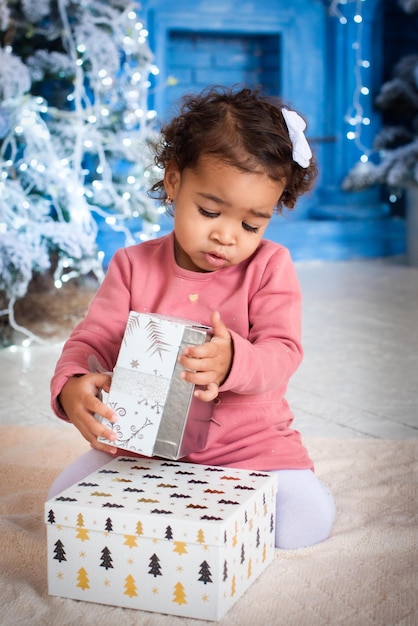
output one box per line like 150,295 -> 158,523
178,310 -> 233,402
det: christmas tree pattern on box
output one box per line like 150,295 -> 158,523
97,312 -> 213,459
45,457 -> 276,621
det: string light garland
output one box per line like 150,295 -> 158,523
329,0 -> 372,162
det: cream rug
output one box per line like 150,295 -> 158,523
0,424 -> 416,626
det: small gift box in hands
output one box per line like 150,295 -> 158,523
97,312 -> 213,459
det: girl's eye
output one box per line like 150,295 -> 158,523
243,223 -> 259,234
199,207 -> 219,219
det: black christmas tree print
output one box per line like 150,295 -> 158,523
148,553 -> 162,577
105,517 -> 113,532
100,546 -> 113,570
240,543 -> 245,564
48,509 -> 55,524
198,560 -> 213,585
145,318 -> 172,359
222,559 -> 228,581
165,525 -> 173,540
53,539 -> 66,562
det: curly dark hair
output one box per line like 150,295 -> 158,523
149,86 -> 318,213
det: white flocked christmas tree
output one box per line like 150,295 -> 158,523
342,0 -> 418,193
0,0 -> 160,343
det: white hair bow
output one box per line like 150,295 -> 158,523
282,108 -> 312,168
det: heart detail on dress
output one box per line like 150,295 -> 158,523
188,294 -> 199,302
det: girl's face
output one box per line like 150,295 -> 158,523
164,156 -> 286,272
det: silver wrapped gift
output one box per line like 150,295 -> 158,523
98,312 -> 213,459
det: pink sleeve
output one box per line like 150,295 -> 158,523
50,248 -> 133,419
219,247 -> 303,395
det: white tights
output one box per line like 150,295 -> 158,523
48,450 -> 335,550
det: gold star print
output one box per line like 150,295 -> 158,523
152,587 -> 159,595
127,558 -> 134,566
57,572 -> 64,580
79,551 -> 87,558
56,525 -> 63,531
104,579 -> 111,587
176,565 -> 184,572
202,594 -> 209,603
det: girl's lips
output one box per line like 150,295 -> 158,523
203,251 -> 228,268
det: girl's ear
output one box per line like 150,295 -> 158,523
164,162 -> 181,199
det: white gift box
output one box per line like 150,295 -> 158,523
45,457 -> 276,621
98,312 -> 213,459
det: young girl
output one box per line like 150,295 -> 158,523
50,86 -> 335,549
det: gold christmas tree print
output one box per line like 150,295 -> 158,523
173,541 -> 187,555
124,574 -> 138,598
76,567 -> 90,590
75,513 -> 90,541
247,558 -> 252,579
172,582 -> 187,605
124,534 -> 138,548
196,528 -> 205,544
136,520 -> 143,535
231,575 -> 236,597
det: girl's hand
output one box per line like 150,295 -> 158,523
178,311 -> 233,402
58,373 -> 119,453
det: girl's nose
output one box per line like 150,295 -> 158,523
210,227 -> 236,246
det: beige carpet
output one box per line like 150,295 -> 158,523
0,425 -> 416,626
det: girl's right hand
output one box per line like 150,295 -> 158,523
58,373 -> 119,454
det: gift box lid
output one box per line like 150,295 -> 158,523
45,458 -> 276,546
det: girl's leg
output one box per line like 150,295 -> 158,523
271,469 -> 336,549
47,449 -> 112,500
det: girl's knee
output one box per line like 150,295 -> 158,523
273,469 -> 335,550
